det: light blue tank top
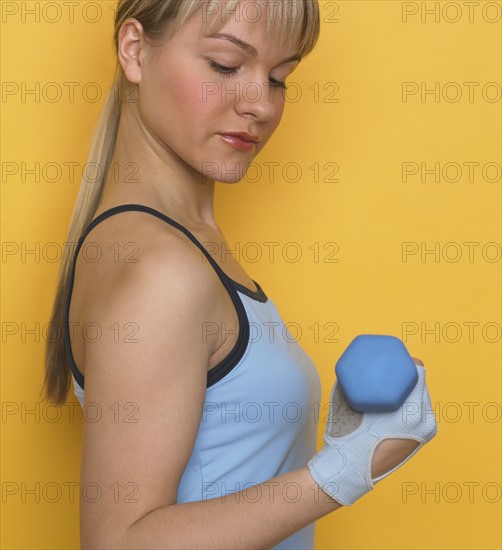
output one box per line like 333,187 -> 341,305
65,204 -> 322,549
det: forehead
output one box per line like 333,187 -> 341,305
186,0 -> 299,56
203,0 -> 278,33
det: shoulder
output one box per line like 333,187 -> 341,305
74,208 -> 223,351
76,207 -> 214,286
77,207 -> 204,267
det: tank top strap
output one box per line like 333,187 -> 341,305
65,202 -> 259,391
77,203 -> 235,286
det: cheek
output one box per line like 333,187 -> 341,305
143,61 -> 211,133
169,71 -> 206,115
265,96 -> 286,136
273,99 -> 286,125
162,62 -> 225,126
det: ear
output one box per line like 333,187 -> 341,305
117,18 -> 145,84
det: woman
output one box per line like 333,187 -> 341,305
42,1 -> 437,548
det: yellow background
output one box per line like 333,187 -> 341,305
1,1 -> 501,548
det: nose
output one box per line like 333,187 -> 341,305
232,77 -> 282,122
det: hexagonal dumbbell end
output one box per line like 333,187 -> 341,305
335,334 -> 419,413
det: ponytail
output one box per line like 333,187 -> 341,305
41,71 -> 124,404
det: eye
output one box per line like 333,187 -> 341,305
208,60 -> 238,77
208,60 -> 287,90
269,78 -> 287,90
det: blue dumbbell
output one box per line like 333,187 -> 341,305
335,334 -> 419,413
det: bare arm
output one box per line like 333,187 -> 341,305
121,466 -> 340,550
78,232 -> 340,550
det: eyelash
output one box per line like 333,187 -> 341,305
208,60 -> 287,90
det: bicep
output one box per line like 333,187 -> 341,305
78,256 -> 214,547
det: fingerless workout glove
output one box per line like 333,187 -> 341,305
307,364 -> 438,506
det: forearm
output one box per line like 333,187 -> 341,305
115,467 -> 341,550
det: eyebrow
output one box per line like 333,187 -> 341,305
206,32 -> 301,65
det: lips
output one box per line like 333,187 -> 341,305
218,132 -> 260,152
220,132 -> 260,143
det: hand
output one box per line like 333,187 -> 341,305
307,363 -> 438,506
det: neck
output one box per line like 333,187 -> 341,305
100,102 -> 218,228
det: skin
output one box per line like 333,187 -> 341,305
74,2 -> 424,548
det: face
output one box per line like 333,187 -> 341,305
125,0 -> 301,183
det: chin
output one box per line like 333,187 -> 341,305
217,173 -> 247,184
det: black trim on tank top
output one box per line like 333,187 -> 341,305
64,203 -> 268,392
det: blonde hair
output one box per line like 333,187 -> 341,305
42,0 -> 321,404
